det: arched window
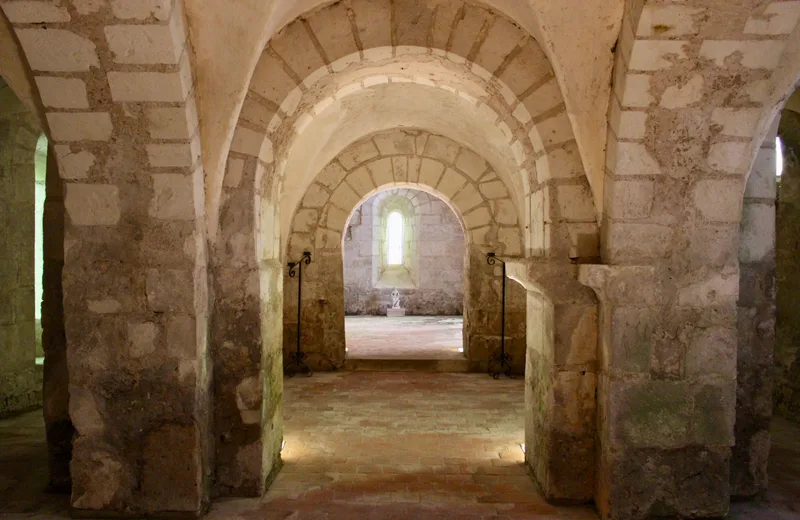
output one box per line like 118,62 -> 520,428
386,211 -> 404,265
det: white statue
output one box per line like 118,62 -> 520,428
391,288 -> 401,309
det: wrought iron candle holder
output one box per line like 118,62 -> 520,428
285,251 -> 312,377
486,252 -> 512,379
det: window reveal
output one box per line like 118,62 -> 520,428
386,211 -> 404,265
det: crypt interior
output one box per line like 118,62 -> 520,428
1,0 -> 800,519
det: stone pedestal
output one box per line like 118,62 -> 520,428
386,308 -> 406,317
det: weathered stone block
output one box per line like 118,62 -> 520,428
71,438 -> 135,511
64,183 -> 120,226
2,1 -> 70,23
146,269 -> 195,313
16,29 -> 99,72
47,112 -> 113,142
141,424 -> 202,512
107,71 -> 189,102
35,77 -> 89,109
150,174 -> 195,220
105,23 -> 183,65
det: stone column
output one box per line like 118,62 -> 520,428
213,155 -> 283,495
776,111 -> 800,422
507,260 -> 597,503
42,145 -> 72,491
2,1 -> 212,515
732,122 -> 777,497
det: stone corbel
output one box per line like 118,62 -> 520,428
506,258 -> 596,305
578,264 -> 674,306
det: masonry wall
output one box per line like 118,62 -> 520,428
0,81 -> 41,416
344,189 -> 465,316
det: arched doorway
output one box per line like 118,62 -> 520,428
281,129 -> 527,375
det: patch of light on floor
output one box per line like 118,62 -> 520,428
35,357 -> 44,366
458,347 -> 464,352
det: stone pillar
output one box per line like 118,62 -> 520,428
580,265 -> 736,519
1,1 -> 212,515
212,155 -> 283,496
776,111 -> 800,422
507,261 -> 597,503
42,145 -> 72,491
732,123 -> 777,497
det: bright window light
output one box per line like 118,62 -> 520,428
777,136 -> 783,177
386,211 -> 404,265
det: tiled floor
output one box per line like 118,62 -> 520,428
1,373 -> 799,519
345,316 -> 464,360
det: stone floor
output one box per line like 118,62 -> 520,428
345,315 -> 464,360
1,373 -> 799,519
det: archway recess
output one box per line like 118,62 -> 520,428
209,0 -> 600,506
283,129 -> 527,373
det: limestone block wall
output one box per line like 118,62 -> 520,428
0,80 -> 40,416
776,111 -> 800,423
343,189 -> 465,316
284,129 -> 526,372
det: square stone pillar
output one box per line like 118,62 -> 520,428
507,261 -> 597,503
0,0 -> 219,514
212,159 -> 284,496
580,265 -> 737,519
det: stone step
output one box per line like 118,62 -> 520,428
342,358 -> 470,373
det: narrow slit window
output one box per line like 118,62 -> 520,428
386,211 -> 404,265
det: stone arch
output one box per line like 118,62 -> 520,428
283,129 -> 527,372
217,0 -> 599,261
1,1 -> 213,515
594,1 -> 800,518
210,0 -> 599,501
